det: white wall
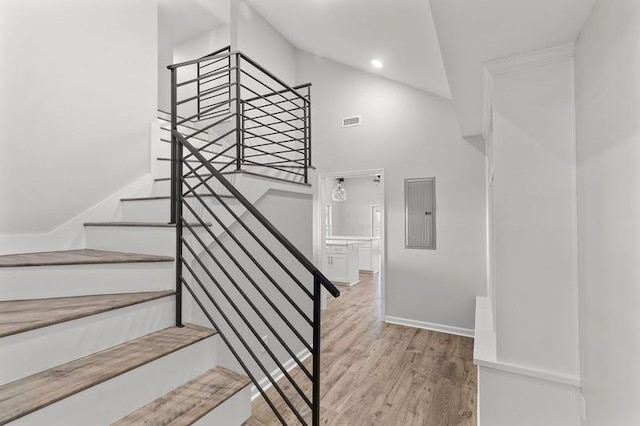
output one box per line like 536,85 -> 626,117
492,58 -> 580,377
328,176 -> 382,237
575,0 -> 640,424
297,51 -> 486,332
233,0 -> 296,86
0,0 -> 157,242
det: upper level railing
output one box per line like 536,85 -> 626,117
167,49 -> 338,425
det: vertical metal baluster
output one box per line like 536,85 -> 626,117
235,54 -> 242,172
307,87 -> 312,169
312,275 -> 321,426
173,66 -> 183,328
170,67 -> 177,225
303,97 -> 309,184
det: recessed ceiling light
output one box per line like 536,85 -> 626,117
371,59 -> 383,69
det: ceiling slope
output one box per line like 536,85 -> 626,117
245,0 -> 452,99
430,0 -> 596,137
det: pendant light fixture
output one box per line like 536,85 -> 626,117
332,178 -> 347,202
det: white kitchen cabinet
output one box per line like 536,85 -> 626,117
327,236 -> 380,273
323,242 -> 359,286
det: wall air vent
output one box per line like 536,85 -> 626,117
342,115 -> 361,128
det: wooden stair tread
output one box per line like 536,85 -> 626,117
113,366 -> 250,426
84,222 -> 211,227
0,291 -> 174,338
0,324 -> 215,424
0,249 -> 173,268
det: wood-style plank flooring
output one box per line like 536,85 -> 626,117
247,273 -> 477,425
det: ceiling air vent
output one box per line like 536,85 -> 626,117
342,115 -> 361,128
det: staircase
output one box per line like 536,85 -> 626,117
0,48 -> 338,425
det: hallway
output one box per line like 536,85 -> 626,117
246,273 -> 477,425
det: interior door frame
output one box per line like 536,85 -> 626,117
316,168 -> 386,319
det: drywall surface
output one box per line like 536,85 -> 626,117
297,51 -> 486,331
327,176 -> 382,237
235,0 -> 296,86
0,0 -> 157,236
575,0 -> 640,424
478,367 -> 579,426
491,59 -> 580,378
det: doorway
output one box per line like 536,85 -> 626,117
317,169 -> 386,319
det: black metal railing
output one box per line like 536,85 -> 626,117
167,49 -> 338,425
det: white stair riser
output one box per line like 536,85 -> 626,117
12,336 -> 218,426
120,197 -> 245,225
85,226 -> 212,257
193,385 -> 251,425
0,263 -> 173,301
151,178 -> 233,198
0,296 -> 175,386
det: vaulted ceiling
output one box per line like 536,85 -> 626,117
245,0 -> 452,100
162,0 -> 599,137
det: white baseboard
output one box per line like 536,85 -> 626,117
384,315 -> 475,338
251,348 -> 312,401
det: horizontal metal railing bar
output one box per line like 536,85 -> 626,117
241,120 -> 304,148
243,82 -> 311,104
199,56 -> 230,70
180,278 -> 288,426
241,159 -> 307,177
183,132 -> 236,163
196,110 -> 233,122
177,82 -> 233,106
177,132 -> 339,297
243,111 -> 304,127
183,138 -> 236,168
181,161 -> 314,301
178,64 -> 234,88
180,200 -> 315,343
243,127 -> 304,139
176,97 -> 237,126
238,52 -> 309,103
241,144 -> 305,168
200,45 -> 231,59
199,65 -> 231,84
244,157 -> 307,168
239,100 -> 302,136
243,148 -> 306,159
242,97 -> 305,114
179,197 -> 314,381
239,81 -> 301,125
245,139 -> 305,151
199,58 -> 229,71
183,144 -> 237,180
199,87 -> 231,104
179,236 -> 314,402
168,49 -> 237,70
179,160 -> 313,299
184,111 -> 236,141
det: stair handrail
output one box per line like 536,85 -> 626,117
173,131 -> 339,298
168,50 -> 310,104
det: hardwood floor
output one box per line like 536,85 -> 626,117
247,273 -> 477,425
